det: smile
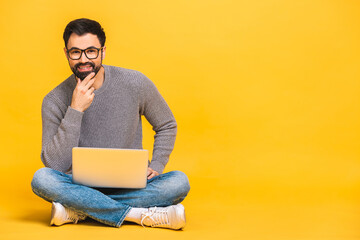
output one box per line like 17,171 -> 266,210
78,65 -> 93,72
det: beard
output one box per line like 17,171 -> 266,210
71,62 -> 102,80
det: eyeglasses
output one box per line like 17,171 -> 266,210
66,47 -> 103,60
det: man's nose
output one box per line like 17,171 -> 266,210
79,52 -> 89,63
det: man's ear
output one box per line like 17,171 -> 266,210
102,46 -> 106,60
64,47 -> 68,59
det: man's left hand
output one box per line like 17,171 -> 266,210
147,167 -> 159,180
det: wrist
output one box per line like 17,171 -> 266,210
70,105 -> 84,112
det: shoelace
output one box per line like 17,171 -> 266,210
141,207 -> 170,227
65,208 -> 86,224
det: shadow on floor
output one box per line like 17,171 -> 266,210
17,208 -> 138,228
18,209 -> 50,225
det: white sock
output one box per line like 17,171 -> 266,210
124,207 -> 148,224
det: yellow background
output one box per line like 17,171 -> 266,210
1,0 -> 360,239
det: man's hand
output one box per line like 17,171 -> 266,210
70,72 -> 96,112
147,167 -> 159,180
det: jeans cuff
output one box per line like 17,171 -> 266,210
115,205 -> 132,228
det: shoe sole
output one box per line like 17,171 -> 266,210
174,204 -> 186,230
50,202 -> 57,225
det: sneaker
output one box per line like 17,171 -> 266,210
140,204 -> 186,230
50,202 -> 86,226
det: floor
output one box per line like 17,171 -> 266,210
1,162 -> 360,240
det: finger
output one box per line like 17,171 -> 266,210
87,86 -> 95,94
147,168 -> 154,177
84,78 -> 96,89
147,172 -> 155,180
75,76 -> 82,84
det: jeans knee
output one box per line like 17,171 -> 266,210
170,171 -> 190,198
31,167 -> 50,192
31,167 -> 62,195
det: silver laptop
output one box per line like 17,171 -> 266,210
72,147 -> 148,188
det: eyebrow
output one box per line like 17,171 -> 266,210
67,46 -> 100,51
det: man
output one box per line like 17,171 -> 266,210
31,18 -> 190,230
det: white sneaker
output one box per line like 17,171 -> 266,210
140,204 -> 186,230
50,202 -> 86,226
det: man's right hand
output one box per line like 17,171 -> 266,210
70,72 -> 96,112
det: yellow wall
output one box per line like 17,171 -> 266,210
1,0 -> 360,238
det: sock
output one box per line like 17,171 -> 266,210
124,207 -> 148,224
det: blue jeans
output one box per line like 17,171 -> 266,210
31,167 -> 190,227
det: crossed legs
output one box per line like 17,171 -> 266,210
31,167 -> 190,228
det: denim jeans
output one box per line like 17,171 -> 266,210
31,167 -> 190,227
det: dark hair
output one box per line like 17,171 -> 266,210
63,18 -> 106,48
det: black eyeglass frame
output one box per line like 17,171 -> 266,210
66,47 -> 104,60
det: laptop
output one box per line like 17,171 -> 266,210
72,147 -> 148,188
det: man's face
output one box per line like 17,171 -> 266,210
65,33 -> 105,80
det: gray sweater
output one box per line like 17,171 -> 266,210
41,65 -> 177,174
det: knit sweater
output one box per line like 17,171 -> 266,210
41,65 -> 177,174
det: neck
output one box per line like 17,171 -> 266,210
91,66 -> 105,90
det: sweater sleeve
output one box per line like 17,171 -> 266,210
139,75 -> 177,174
40,95 -> 84,173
